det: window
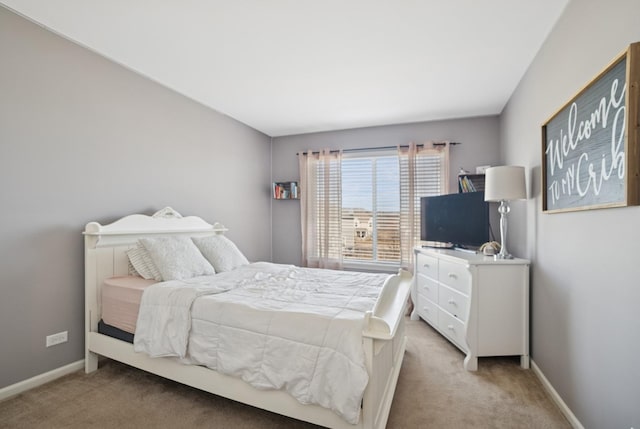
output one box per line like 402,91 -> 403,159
341,150 -> 445,266
341,153 -> 398,263
299,144 -> 449,270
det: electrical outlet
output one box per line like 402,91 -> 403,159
45,331 -> 68,347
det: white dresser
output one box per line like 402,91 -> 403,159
410,247 -> 530,371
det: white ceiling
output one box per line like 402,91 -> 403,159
1,0 -> 569,137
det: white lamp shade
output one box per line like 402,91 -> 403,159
484,166 -> 527,201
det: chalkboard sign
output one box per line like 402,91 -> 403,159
542,43 -> 640,213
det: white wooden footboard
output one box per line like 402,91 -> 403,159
84,208 -> 412,429
362,270 -> 411,429
361,326 -> 407,428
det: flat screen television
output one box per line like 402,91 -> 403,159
420,191 -> 490,249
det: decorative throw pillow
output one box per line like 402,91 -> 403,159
127,259 -> 138,277
192,235 -> 249,273
140,236 -> 215,281
126,243 -> 163,281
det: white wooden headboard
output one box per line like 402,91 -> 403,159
83,207 -> 226,334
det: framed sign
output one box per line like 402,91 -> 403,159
542,42 -> 640,213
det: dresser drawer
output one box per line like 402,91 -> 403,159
416,252 -> 438,279
417,296 -> 438,326
416,274 -> 438,303
438,284 -> 469,322
438,308 -> 468,352
438,259 -> 470,294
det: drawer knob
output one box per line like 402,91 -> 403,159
448,299 -> 457,306
447,324 -> 455,331
448,273 -> 457,279
423,264 -> 430,268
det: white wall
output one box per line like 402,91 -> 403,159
0,7 -> 271,390
271,116 -> 500,265
500,0 -> 640,427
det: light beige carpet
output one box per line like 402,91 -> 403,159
0,319 -> 571,428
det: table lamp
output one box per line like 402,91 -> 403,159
484,166 -> 526,259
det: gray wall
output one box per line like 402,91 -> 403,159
500,0 -> 640,427
0,7 -> 271,389
271,116 -> 500,265
7,2 -> 636,426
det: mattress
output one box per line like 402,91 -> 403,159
102,276 -> 156,333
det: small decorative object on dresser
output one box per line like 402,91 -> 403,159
410,246 -> 530,371
479,241 -> 500,256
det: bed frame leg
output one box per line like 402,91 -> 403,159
85,350 -> 98,373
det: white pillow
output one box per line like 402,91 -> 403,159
192,235 -> 249,273
140,236 -> 215,281
126,243 -> 163,281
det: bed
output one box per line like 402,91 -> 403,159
84,207 -> 412,429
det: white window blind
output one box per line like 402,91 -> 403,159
399,149 -> 447,266
340,149 -> 446,266
314,153 -> 343,263
341,154 -> 400,263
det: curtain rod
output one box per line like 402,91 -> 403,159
296,141 -> 460,156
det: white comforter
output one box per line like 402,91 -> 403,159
133,262 -> 390,424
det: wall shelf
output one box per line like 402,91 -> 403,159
273,181 -> 299,200
458,174 -> 485,193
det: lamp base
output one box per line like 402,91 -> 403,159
495,200 -> 513,260
494,253 -> 514,260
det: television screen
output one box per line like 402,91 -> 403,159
420,191 -> 490,248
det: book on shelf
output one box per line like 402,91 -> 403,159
458,173 -> 485,193
458,175 -> 476,192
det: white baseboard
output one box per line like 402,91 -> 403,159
0,359 -> 84,402
531,359 -> 584,429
